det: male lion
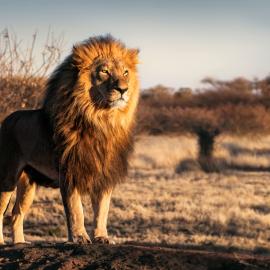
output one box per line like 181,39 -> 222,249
0,35 -> 139,244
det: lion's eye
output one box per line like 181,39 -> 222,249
101,69 -> 109,74
123,70 -> 129,76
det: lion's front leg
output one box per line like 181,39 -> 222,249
91,188 -> 113,244
60,179 -> 91,244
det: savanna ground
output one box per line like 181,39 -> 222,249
1,135 -> 270,269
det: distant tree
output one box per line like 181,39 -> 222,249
201,76 -> 253,93
141,84 -> 173,99
226,77 -> 253,93
259,76 -> 270,96
178,108 -> 221,171
174,87 -> 193,98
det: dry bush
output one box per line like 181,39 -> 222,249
201,76 -> 254,93
0,29 -> 63,78
259,76 -> 270,96
0,29 -> 63,120
0,77 -> 45,119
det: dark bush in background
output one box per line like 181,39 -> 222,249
138,79 -> 270,171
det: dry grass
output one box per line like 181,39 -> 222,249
3,135 -> 270,253
216,135 -> 270,170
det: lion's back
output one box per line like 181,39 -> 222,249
0,109 -> 54,165
1,109 -> 50,142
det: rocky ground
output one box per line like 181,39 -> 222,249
0,243 -> 270,270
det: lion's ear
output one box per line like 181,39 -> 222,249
129,48 -> 139,57
126,48 -> 140,67
72,45 -> 83,69
72,44 -> 92,70
129,48 -> 140,56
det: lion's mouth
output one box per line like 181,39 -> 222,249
109,98 -> 127,109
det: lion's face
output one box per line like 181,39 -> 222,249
90,58 -> 132,109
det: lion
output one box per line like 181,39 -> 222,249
0,35 -> 139,244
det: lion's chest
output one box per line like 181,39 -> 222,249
74,128 -> 131,175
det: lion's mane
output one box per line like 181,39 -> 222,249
42,35 -> 139,194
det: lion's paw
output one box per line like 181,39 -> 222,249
13,241 -> 32,246
71,233 -> 92,244
93,236 -> 115,245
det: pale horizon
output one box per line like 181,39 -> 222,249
1,0 -> 269,89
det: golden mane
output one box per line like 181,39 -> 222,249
43,35 -> 140,194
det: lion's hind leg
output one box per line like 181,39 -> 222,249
0,164 -> 20,245
0,191 -> 13,244
11,172 -> 36,244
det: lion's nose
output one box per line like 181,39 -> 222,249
115,87 -> 128,95
114,80 -> 128,95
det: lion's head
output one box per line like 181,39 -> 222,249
72,35 -> 139,112
44,35 -> 139,126
43,35 -> 140,193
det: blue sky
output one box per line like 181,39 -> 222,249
1,0 -> 269,89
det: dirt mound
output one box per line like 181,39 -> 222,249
0,243 -> 269,270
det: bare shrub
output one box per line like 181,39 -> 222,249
0,29 -> 63,78
0,29 -> 63,120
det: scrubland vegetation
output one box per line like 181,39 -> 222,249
1,29 -> 270,254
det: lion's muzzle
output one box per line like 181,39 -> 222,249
114,86 -> 128,95
109,80 -> 129,108
109,97 -> 128,109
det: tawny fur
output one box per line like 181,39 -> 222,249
43,35 -> 140,194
